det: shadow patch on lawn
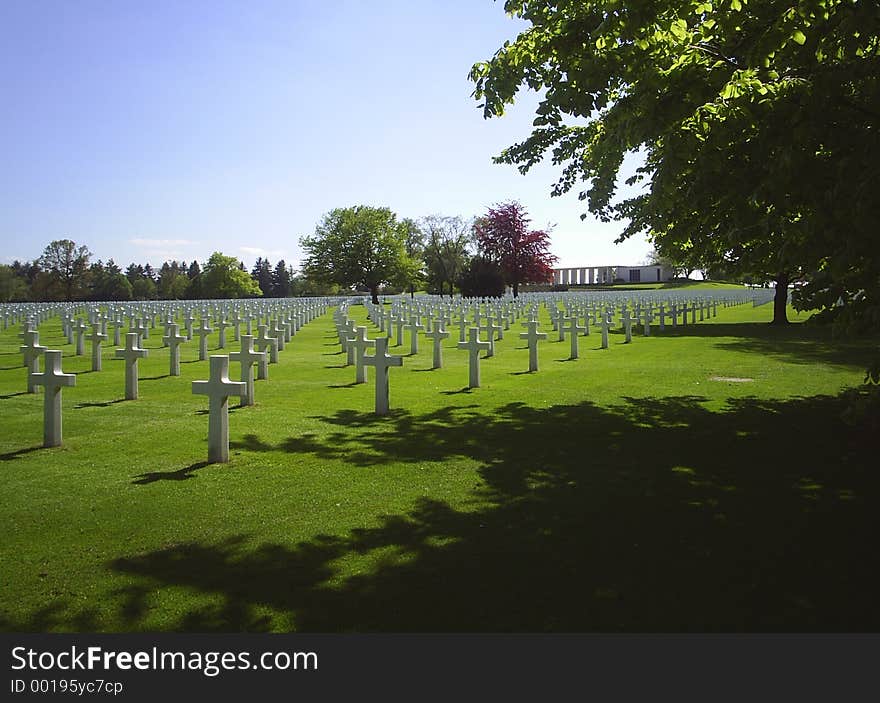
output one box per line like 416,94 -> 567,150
74,399 -> 127,409
0,391 -> 29,399
0,445 -> 44,462
132,461 -> 211,485
660,322 -> 877,369
3,390 -> 878,632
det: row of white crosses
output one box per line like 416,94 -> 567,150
333,305 -> 404,414
1,289 -> 764,458
7,297 -> 341,460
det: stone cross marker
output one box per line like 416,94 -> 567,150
349,326 -> 376,383
162,323 -> 187,376
480,319 -> 500,357
564,316 -> 586,359
20,330 -> 47,394
108,318 -> 123,346
31,350 -> 76,447
115,332 -> 149,400
600,310 -> 610,349
621,309 -> 633,344
192,355 -> 247,463
458,315 -> 469,343
132,318 -> 148,344
254,324 -> 278,373
519,320 -> 547,372
362,336 -> 404,415
74,319 -> 87,356
458,327 -> 491,388
195,318 -> 214,361
217,318 -> 228,349
229,335 -> 266,406
87,323 -> 107,372
405,316 -> 424,355
425,322 -> 449,369
394,314 -> 406,347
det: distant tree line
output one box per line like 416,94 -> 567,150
1,202 -> 556,303
0,243 -> 291,302
299,201 -> 556,304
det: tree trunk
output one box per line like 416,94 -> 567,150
772,273 -> 790,324
512,281 -> 519,298
370,285 -> 379,306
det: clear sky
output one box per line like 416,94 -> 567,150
0,0 -> 651,272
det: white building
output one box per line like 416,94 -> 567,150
552,265 -> 674,285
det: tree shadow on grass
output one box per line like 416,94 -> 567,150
4,390 -> 878,632
659,323 -> 878,369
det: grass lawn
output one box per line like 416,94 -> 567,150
0,300 -> 877,632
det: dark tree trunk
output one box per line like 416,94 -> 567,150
772,273 -> 790,324
512,280 -> 519,298
370,285 -> 379,306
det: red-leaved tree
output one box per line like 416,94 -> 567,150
473,201 -> 557,297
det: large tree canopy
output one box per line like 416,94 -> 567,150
421,215 -> 473,297
471,0 -> 880,325
39,239 -> 91,301
300,205 -> 411,304
201,252 -> 262,299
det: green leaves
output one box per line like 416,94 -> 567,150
300,206 -> 412,301
670,18 -> 689,41
471,0 -> 880,335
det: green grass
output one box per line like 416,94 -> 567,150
0,301 -> 877,632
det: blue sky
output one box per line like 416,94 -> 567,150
0,0 -> 650,272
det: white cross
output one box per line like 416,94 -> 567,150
254,324 -> 278,370
362,336 -> 404,415
457,327 -> 490,388
424,321 -> 449,369
192,355 -> 247,463
195,318 -> 214,361
217,318 -> 229,349
31,350 -> 76,447
621,309 -> 633,343
162,323 -> 188,376
394,314 -> 406,347
74,319 -> 88,356
458,314 -> 469,342
87,323 -> 107,372
564,315 -> 586,359
132,317 -> 149,342
229,335 -> 266,406
405,315 -> 424,355
20,330 -> 47,394
519,320 -> 547,372
600,309 -> 610,349
271,318 -> 286,351
480,318 -> 500,357
349,326 -> 376,383
115,332 -> 148,400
